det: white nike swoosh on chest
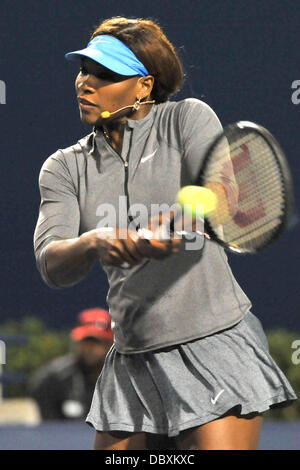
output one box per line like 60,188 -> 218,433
140,149 -> 157,163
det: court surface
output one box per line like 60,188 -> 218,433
0,421 -> 299,450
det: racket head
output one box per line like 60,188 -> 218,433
198,121 -> 293,254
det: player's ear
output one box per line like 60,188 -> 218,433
137,76 -> 154,100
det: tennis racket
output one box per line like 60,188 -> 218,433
138,121 -> 293,254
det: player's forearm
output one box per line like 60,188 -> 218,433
44,233 -> 99,288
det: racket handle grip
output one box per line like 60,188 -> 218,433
139,227 -> 168,241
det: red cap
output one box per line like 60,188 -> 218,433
71,308 -> 114,342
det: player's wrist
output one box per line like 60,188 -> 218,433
80,230 -> 105,259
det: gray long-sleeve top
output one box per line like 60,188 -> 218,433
34,98 -> 252,354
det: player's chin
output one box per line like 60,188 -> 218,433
79,109 -> 100,126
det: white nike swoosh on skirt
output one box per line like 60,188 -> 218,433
141,149 -> 157,163
210,389 -> 225,405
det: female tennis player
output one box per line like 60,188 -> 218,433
34,17 -> 297,450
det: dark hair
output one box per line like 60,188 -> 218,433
90,17 -> 185,103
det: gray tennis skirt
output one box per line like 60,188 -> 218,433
86,312 -> 297,437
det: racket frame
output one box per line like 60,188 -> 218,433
197,121 -> 294,254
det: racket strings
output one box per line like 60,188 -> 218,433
202,130 -> 287,251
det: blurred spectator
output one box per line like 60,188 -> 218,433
30,308 -> 113,420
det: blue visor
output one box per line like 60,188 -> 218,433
65,35 -> 149,77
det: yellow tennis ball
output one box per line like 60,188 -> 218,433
177,186 -> 218,217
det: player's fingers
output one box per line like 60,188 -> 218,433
109,240 -> 141,265
121,237 -> 145,264
149,238 -> 181,257
170,238 -> 182,252
135,238 -> 174,260
101,250 -> 124,267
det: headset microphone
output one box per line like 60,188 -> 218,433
101,99 -> 155,119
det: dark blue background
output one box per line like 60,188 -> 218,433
1,0 -> 299,332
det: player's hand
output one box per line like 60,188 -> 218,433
87,228 -> 146,268
136,211 -> 182,259
86,220 -> 181,268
